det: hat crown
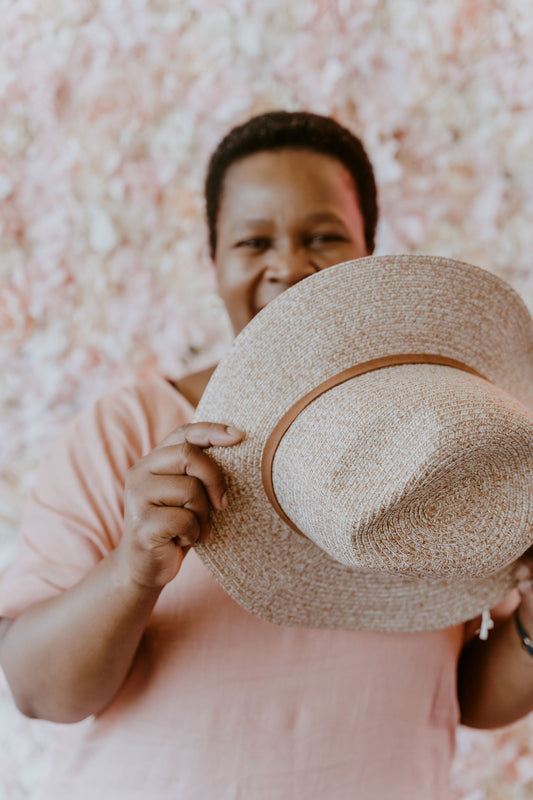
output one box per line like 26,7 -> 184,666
272,364 -> 533,579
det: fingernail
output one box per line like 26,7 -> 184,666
220,491 -> 228,510
515,565 -> 529,581
519,579 -> 533,592
225,425 -> 244,437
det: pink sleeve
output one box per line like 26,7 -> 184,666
0,379 -> 193,618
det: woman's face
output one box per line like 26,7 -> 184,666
214,148 -> 369,334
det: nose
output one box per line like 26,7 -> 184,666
263,245 -> 316,286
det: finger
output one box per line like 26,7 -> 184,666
156,421 -> 245,451
138,505 -> 203,549
136,443 -> 229,510
138,474 -> 212,540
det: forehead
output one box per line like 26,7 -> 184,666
218,148 -> 360,225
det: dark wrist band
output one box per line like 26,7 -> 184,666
514,610 -> 533,656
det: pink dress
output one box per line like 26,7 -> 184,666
0,378 -> 463,799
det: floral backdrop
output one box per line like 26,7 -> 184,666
1,1 -> 533,798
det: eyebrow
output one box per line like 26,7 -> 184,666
231,218 -> 272,232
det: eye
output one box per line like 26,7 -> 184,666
234,237 -> 271,252
304,233 -> 349,248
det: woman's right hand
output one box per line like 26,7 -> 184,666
118,422 -> 244,590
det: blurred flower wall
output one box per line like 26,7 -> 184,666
1,1 -> 533,798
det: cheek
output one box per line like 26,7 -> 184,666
315,242 -> 366,270
216,256 -> 257,305
330,240 -> 368,265
216,257 -> 264,334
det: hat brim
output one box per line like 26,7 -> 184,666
194,255 -> 533,631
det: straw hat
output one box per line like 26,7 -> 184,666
194,255 -> 533,632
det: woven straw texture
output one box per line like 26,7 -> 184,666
194,255 -> 533,631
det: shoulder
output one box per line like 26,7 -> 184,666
14,378 -> 194,582
65,377 -> 195,461
29,377 -> 195,529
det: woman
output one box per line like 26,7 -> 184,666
0,111 -> 532,800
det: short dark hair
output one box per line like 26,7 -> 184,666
204,110 -> 378,258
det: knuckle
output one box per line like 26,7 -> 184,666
181,422 -> 199,441
176,511 -> 201,544
125,454 -> 152,486
180,478 -> 208,516
183,510 -> 200,532
180,440 -> 197,461
181,473 -> 200,497
125,462 -> 140,487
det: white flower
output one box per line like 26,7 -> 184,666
88,206 -> 118,254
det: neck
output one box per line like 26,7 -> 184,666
172,364 -> 217,409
